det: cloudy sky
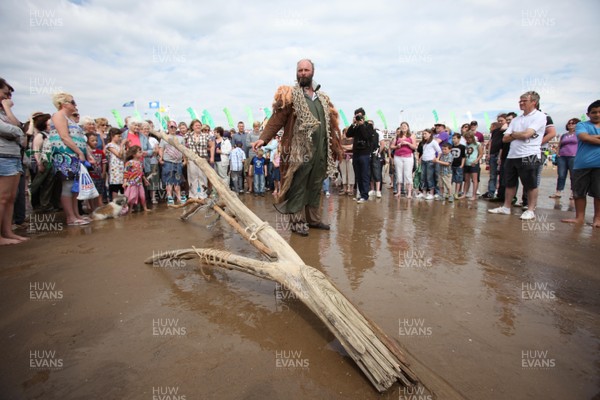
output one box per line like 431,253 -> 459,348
3,0 -> 599,132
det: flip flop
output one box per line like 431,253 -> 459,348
67,219 -> 90,226
548,194 -> 562,199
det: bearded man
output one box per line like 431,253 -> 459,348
253,59 -> 343,236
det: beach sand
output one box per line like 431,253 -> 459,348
1,171 -> 598,399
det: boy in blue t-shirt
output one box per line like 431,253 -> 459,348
250,149 -> 267,196
562,100 -> 600,227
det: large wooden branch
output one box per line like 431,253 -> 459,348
152,132 -> 464,397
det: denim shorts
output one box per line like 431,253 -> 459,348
161,161 -> 183,185
0,156 -> 23,176
451,166 -> 463,183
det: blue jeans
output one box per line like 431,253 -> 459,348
433,163 -> 440,195
253,174 -> 265,193
487,153 -> 499,194
556,156 -> 575,192
353,154 -> 371,200
322,177 -> 330,193
421,161 -> 435,191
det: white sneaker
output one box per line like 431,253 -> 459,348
488,206 -> 511,215
325,191 -> 330,198
416,193 -> 424,199
434,194 -> 440,200
368,190 -> 375,196
357,198 -> 367,204
520,210 -> 536,220
425,194 -> 434,200
376,191 -> 382,198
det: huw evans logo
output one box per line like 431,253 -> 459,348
152,251 -> 187,269
28,213 -> 63,233
399,385 -> 433,400
522,213 -> 555,232
521,282 -> 556,300
399,318 -> 432,337
399,250 -> 432,269
30,350 -> 63,370
29,8 -> 63,28
275,350 -> 309,369
275,282 -> 308,301
521,350 -> 555,369
152,386 -> 186,400
30,282 -> 63,301
152,318 -> 187,337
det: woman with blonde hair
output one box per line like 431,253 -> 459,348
48,92 -> 92,225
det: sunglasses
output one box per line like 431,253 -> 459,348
201,129 -> 209,132
169,125 -> 177,128
66,100 -> 77,106
72,113 -> 80,117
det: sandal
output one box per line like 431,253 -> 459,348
67,219 -> 90,226
167,196 -> 174,205
549,194 -> 562,199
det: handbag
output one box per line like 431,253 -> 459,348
76,163 -> 100,200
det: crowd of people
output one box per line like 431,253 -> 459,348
1,71 -> 599,244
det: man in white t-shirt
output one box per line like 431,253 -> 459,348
489,91 -> 546,220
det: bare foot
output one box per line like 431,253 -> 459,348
458,195 -> 466,199
7,233 -> 29,241
0,237 -> 21,245
561,218 -> 584,224
469,197 -> 477,201
144,208 -> 151,212
592,221 -> 600,228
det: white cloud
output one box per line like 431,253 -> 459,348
2,0 -> 599,131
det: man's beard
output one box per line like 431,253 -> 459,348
297,75 -> 313,88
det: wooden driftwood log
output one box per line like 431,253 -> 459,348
149,131 -> 464,397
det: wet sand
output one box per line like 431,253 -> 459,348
1,171 -> 599,400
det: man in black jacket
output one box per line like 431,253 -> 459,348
346,107 -> 374,203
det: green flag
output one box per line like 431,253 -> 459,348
154,112 -> 167,130
186,107 -> 198,120
134,110 -> 142,120
339,109 -> 350,127
432,109 -> 439,123
111,109 -> 124,128
484,112 -> 491,131
376,109 -> 388,129
223,107 -> 235,128
263,107 -> 272,119
202,110 -> 215,129
245,106 -> 254,126
581,114 -> 587,122
451,112 -> 458,132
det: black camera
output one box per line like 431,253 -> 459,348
355,115 -> 363,121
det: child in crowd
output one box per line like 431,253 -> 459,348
272,144 -> 281,196
451,134 -> 466,198
562,99 -> 600,227
250,148 -> 267,196
86,133 -> 106,210
123,145 -> 150,212
434,142 -> 454,202
419,129 -> 441,200
230,141 -> 246,194
105,128 -> 125,200
462,132 -> 482,200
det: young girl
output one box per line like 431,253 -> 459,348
462,132 -> 482,200
123,145 -> 150,212
419,129 -> 441,200
86,133 -> 106,211
105,128 -> 125,200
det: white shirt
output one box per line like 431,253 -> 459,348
422,140 -> 441,161
505,109 -> 546,159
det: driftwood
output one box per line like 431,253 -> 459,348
148,131 -> 465,397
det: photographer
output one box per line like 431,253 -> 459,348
346,107 -> 373,203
